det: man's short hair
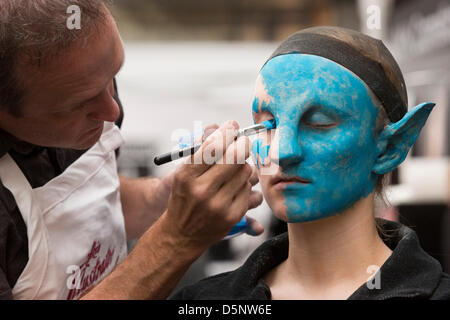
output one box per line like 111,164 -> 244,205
0,0 -> 109,116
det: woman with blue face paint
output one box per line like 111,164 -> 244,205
170,27 -> 450,300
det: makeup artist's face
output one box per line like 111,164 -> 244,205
0,8 -> 124,150
252,54 -> 381,223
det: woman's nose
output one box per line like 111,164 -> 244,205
272,124 -> 303,168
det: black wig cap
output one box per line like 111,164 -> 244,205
264,26 -> 408,123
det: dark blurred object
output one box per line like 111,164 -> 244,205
389,0 -> 449,158
391,168 -> 399,185
117,143 -> 155,178
111,0 -> 358,41
388,0 -> 450,273
399,203 -> 450,273
441,209 -> 450,274
268,215 -> 288,237
208,240 -> 234,261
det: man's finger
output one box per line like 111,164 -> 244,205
227,181 -> 252,224
245,216 -> 264,236
202,124 -> 219,142
248,190 -> 263,210
249,166 -> 259,186
223,135 -> 251,165
211,163 -> 252,201
192,124 -> 219,145
198,136 -> 251,192
184,120 -> 239,176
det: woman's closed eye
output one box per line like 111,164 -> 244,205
303,111 -> 338,129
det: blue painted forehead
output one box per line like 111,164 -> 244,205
264,27 -> 408,122
259,53 -> 378,108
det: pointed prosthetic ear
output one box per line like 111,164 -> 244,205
373,102 -> 436,175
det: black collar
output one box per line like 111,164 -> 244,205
0,129 -> 13,158
349,219 -> 442,299
230,219 -> 443,300
0,129 -> 44,158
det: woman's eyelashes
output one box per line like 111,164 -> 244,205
302,110 -> 338,129
254,111 -> 275,125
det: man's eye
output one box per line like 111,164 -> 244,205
67,103 -> 85,113
53,102 -> 86,115
53,106 -> 77,115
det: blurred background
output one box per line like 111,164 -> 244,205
109,0 -> 450,294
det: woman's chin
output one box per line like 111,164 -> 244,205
268,201 -> 289,222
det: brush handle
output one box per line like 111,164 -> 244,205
224,216 -> 248,240
154,143 -> 202,166
154,122 -> 270,166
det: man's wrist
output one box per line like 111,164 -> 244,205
156,211 -> 208,260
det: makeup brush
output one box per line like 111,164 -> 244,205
154,119 -> 276,166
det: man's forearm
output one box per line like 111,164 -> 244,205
119,175 -> 171,240
81,213 -> 204,300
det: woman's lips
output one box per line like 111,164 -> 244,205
270,174 -> 311,190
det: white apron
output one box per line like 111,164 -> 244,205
0,122 -> 128,300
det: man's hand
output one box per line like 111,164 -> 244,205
245,167 -> 264,236
197,123 -> 264,237
160,120 -> 264,251
83,120 -> 264,300
120,122 -> 263,240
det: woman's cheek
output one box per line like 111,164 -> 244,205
259,174 -> 288,221
270,195 -> 288,222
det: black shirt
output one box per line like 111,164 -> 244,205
170,219 -> 450,300
0,80 -> 124,300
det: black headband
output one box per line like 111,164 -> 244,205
264,31 -> 407,123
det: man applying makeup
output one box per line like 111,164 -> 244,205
0,0 -> 264,300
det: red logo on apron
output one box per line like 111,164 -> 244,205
66,240 -> 120,300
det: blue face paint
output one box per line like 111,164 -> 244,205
252,138 -> 270,168
252,54 -> 381,223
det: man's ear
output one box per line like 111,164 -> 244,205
373,102 -> 435,175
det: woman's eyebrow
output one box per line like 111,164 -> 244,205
253,98 -> 273,114
304,101 -> 351,115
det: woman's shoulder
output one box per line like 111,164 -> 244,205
351,219 -> 449,300
169,233 -> 289,300
169,270 -> 237,300
431,272 -> 450,300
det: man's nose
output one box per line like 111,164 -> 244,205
88,89 -> 120,123
271,124 -> 303,168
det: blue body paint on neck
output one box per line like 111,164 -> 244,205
253,54 -> 382,222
